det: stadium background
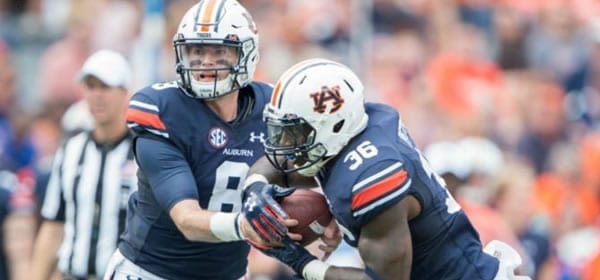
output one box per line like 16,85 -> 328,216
0,0 -> 599,279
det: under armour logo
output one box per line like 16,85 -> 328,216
249,132 -> 265,143
244,195 -> 258,211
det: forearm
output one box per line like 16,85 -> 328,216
369,222 -> 413,279
175,209 -> 217,241
364,251 -> 411,280
248,156 -> 287,185
248,156 -> 317,188
357,198 -> 414,280
31,221 -> 64,280
285,259 -> 369,280
170,199 -> 242,242
5,214 -> 36,280
360,236 -> 412,279
322,264 -> 370,280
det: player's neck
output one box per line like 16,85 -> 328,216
93,122 -> 129,144
204,91 -> 239,122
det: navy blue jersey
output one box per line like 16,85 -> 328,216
317,103 -> 499,280
119,81 -> 272,280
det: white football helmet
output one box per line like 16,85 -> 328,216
263,59 -> 369,176
174,0 -> 259,99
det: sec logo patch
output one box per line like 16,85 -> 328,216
208,127 -> 228,149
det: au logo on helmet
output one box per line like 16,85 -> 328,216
310,85 -> 344,114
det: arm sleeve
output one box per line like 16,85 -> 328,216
40,146 -> 66,221
135,136 -> 198,212
126,92 -> 170,139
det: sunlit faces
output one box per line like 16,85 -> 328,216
184,44 -> 239,82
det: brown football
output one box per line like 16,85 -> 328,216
279,189 -> 333,246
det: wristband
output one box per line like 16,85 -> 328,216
302,260 -> 330,280
210,212 -> 243,241
243,174 -> 268,189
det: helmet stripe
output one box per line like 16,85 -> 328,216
270,59 -> 320,107
213,0 -> 227,33
271,59 -> 343,109
270,81 -> 283,107
199,0 -> 218,33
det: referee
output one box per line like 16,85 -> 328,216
31,50 -> 137,280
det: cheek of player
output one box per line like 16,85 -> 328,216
186,44 -> 238,82
270,124 -> 313,165
290,125 -> 314,165
83,77 -> 128,125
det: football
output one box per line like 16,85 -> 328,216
279,189 -> 333,246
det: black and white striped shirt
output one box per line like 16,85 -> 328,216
41,131 -> 137,278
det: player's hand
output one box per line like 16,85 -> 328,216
241,182 -> 296,248
242,181 -> 296,203
239,214 -> 298,248
252,235 -> 318,276
319,218 -> 341,261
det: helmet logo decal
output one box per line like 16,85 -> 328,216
310,85 -> 344,114
208,126 -> 228,149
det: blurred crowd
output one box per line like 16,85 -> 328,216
0,0 -> 599,279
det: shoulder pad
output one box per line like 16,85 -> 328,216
125,82 -> 179,139
350,160 -> 410,220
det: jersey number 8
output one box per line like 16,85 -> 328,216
208,161 -> 249,212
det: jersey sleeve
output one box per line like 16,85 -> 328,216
350,159 -> 412,226
126,91 -> 169,139
41,145 -> 66,221
134,137 -> 198,212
